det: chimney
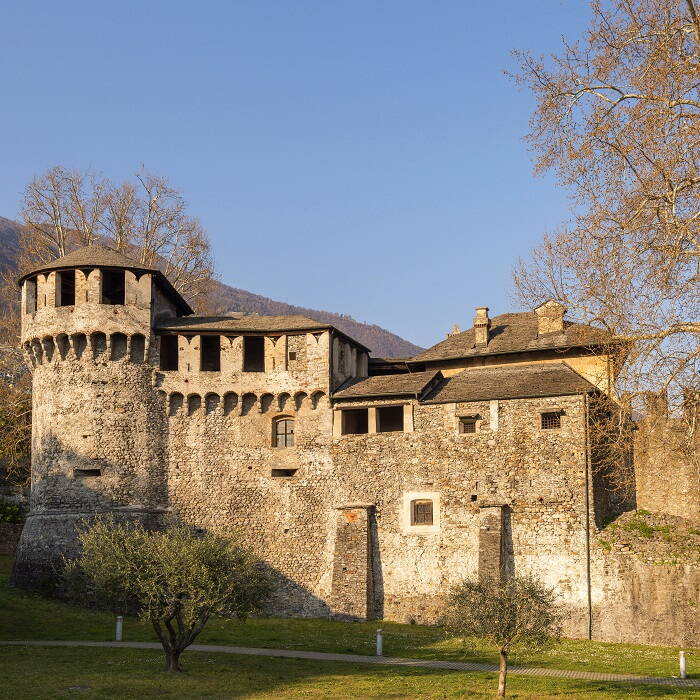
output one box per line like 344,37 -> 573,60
473,307 -> 490,347
447,323 -> 461,338
534,299 -> 566,336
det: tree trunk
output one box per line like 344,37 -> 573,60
165,649 -> 182,673
498,648 -> 508,698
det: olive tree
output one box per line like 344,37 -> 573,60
66,518 -> 271,672
443,575 -> 563,698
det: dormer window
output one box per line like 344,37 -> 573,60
102,269 -> 125,305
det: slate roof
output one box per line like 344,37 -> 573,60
333,370 -> 441,399
411,312 -> 613,363
157,315 -> 371,351
19,245 -> 193,315
423,362 -> 597,404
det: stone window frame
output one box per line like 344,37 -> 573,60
333,402 -> 415,437
401,491 -> 440,535
272,415 -> 296,448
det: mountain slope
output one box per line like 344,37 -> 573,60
0,217 -> 422,357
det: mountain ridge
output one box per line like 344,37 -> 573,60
0,216 -> 423,357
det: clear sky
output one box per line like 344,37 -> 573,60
0,1 -> 590,349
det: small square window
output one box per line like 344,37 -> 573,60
541,412 -> 561,430
459,418 -> 477,434
288,351 -> 297,361
411,499 -> 433,525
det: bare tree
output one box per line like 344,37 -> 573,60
511,0 -> 700,423
444,575 -> 562,698
18,166 -> 214,308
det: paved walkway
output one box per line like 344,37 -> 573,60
2,639 -> 698,689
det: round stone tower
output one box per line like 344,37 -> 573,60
11,245 -> 192,589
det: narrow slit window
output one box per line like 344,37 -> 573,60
243,336 -> 265,372
57,270 -> 76,306
411,499 -> 434,526
101,269 -> 125,305
377,405 -> 404,432
274,418 -> 295,447
271,468 -> 297,477
74,468 -> 101,478
200,335 -> 221,371
541,412 -> 561,430
160,335 -> 179,371
342,408 -> 368,435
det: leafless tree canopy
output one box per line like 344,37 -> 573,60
19,166 -> 213,306
512,0 -> 700,415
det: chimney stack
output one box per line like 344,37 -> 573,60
473,307 -> 490,347
534,300 -> 566,336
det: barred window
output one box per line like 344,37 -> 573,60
541,412 -> 561,430
459,418 -> 477,434
411,499 -> 433,526
274,418 -> 295,447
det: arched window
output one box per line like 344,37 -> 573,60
273,417 -> 295,448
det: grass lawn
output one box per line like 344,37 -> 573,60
1,645 -> 697,699
1,555 -> 697,689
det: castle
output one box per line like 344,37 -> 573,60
11,245 -> 699,646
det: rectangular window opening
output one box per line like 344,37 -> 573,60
57,270 -> 76,306
342,408 -> 368,435
101,269 -> 125,305
541,412 -> 562,430
25,277 -> 37,313
160,335 -> 179,371
74,468 -> 101,478
200,335 -> 221,371
288,351 -> 297,361
271,468 -> 297,478
411,499 -> 434,526
243,336 -> 265,372
459,418 -> 477,434
377,405 -> 404,433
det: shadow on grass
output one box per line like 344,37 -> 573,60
1,645 -> 697,700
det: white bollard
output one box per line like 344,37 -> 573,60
115,615 -> 123,642
376,628 -> 383,657
680,650 -> 687,679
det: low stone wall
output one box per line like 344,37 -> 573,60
0,522 -> 23,557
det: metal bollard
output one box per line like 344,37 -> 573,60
376,628 -> 383,656
115,615 -> 123,642
680,651 -> 687,679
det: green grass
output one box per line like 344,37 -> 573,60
1,556 -> 697,683
1,645 -> 696,699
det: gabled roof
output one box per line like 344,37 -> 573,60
18,245 -> 193,315
333,370 -> 442,400
423,362 -> 597,404
411,312 -> 613,363
157,315 -> 371,352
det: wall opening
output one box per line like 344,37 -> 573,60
200,335 -> 221,371
223,392 -> 238,415
342,408 -> 369,435
91,332 -> 107,360
273,417 -> 295,447
130,334 -> 145,363
74,468 -> 101,478
160,335 -> 178,370
169,393 -> 183,416
102,269 -> 125,305
411,499 -> 434,526
56,334 -> 70,360
243,336 -> 265,372
110,333 -> 128,361
541,411 -> 561,430
377,405 -> 404,433
25,278 -> 37,313
271,468 -> 297,477
205,393 -> 220,414
73,333 -> 87,359
459,417 -> 478,434
187,395 -> 202,415
57,270 -> 75,306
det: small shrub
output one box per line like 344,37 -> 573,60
0,499 -> 22,523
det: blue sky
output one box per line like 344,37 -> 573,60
0,1 -> 590,349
